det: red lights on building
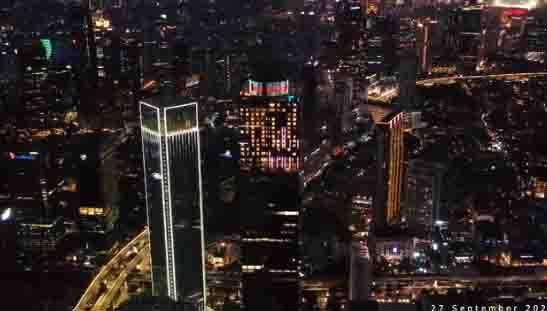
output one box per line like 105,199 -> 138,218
502,8 -> 528,17
241,80 -> 290,97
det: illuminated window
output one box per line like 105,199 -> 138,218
79,207 -> 105,216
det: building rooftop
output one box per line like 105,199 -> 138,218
141,83 -> 197,109
379,109 -> 403,124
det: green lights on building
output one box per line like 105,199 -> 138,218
40,39 -> 53,61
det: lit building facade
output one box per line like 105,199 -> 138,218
238,79 -> 302,311
530,165 -> 547,200
92,12 -> 121,87
140,93 -> 206,310
0,147 -> 66,256
349,195 -> 373,303
349,241 -> 371,302
239,79 -> 299,172
375,112 -> 405,228
1,149 -> 50,204
374,236 -> 428,264
523,13 -> 547,64
416,19 -> 435,76
16,39 -> 50,128
17,217 -> 66,254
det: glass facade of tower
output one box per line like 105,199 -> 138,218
140,98 -> 206,311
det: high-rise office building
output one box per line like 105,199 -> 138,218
374,111 -> 405,229
336,0 -> 365,56
240,173 -> 301,311
65,2 -> 98,113
417,19 -> 434,76
239,79 -> 299,172
349,195 -> 373,304
238,78 -> 302,311
451,7 -> 483,70
404,159 -> 445,237
139,87 -> 206,310
0,146 -> 66,256
92,12 -> 121,88
0,146 -> 53,208
333,76 -> 354,140
396,16 -> 417,108
70,134 -> 119,234
349,241 -> 371,302
523,13 -> 547,64
368,15 -> 399,72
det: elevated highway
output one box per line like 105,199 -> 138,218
72,228 -> 150,311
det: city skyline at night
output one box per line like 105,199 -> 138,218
2,0 -> 547,310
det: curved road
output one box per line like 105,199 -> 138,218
73,228 -> 150,311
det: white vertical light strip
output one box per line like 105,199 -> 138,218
194,103 -> 208,310
155,105 -> 174,299
139,101 -> 155,294
163,108 -> 178,300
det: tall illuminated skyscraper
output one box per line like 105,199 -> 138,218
374,111 -> 405,229
404,159 -> 446,237
139,86 -> 206,311
238,78 -> 302,311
